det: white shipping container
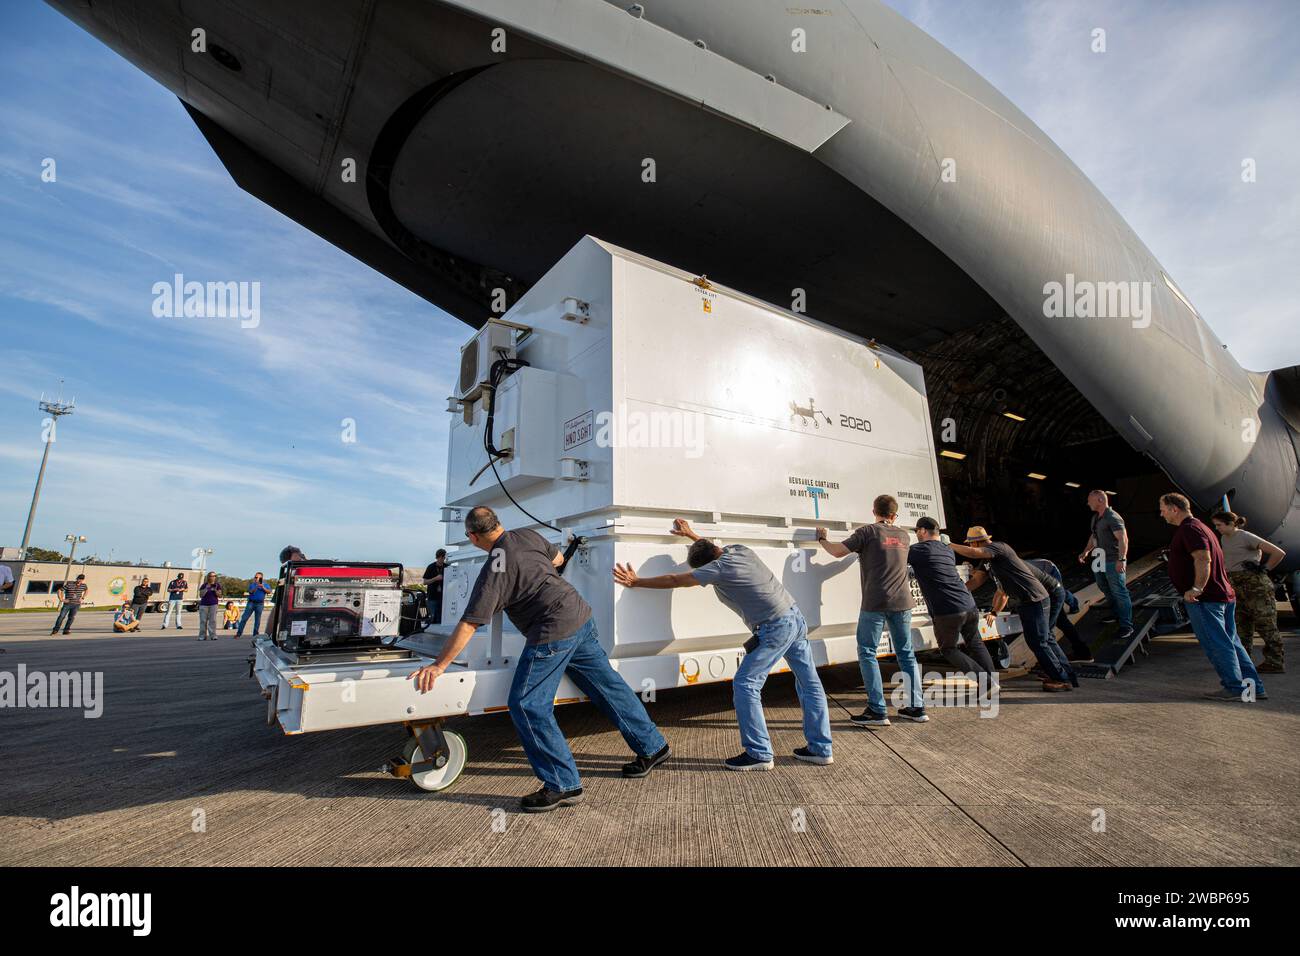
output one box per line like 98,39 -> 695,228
253,238 -> 1022,791
438,236 -> 965,678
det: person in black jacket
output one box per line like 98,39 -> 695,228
422,549 -> 448,628
130,577 -> 152,620
263,546 -> 307,640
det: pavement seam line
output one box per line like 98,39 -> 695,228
826,685 -> 1029,866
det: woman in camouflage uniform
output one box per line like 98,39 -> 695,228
1211,512 -> 1287,673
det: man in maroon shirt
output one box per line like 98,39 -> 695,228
1160,492 -> 1266,702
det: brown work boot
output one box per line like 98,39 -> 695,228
1042,681 -> 1072,692
1258,661 -> 1285,674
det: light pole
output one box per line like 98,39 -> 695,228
61,534 -> 86,589
20,393 -> 76,559
196,548 -> 214,575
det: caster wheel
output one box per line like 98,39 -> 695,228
989,639 -> 1011,669
401,732 -> 467,792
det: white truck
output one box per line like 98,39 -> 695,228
252,237 -> 1020,791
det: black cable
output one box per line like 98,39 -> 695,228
481,356 -> 564,534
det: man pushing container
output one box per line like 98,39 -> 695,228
613,518 -> 834,771
410,506 -> 670,812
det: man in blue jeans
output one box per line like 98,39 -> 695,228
817,494 -> 926,725
1160,492 -> 1266,702
51,574 -> 88,634
1028,558 -> 1093,662
614,518 -> 833,771
1079,490 -> 1134,641
411,507 -> 669,812
235,571 -> 272,637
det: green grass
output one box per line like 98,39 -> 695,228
0,605 -> 127,614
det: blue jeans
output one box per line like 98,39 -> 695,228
1094,563 -> 1133,629
856,609 -> 923,711
733,607 -> 833,762
236,601 -> 264,636
508,617 -> 666,792
52,603 -> 79,632
1184,601 -> 1264,696
1020,597 -> 1076,684
1046,586 -> 1064,632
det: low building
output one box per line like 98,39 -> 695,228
0,558 -> 194,611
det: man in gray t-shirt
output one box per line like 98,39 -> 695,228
614,518 -> 833,772
1078,490 -> 1133,635
816,494 -> 924,723
841,522 -> 914,613
686,544 -> 794,629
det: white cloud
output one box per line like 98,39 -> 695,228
884,0 -> 1300,371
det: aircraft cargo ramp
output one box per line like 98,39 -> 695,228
976,552 -> 1183,680
1069,558 -> 1183,680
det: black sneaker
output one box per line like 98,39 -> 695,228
1067,652 -> 1094,663
849,709 -> 890,727
723,752 -> 774,771
792,746 -> 833,765
1115,627 -> 1135,642
622,744 -> 671,778
896,706 -> 929,722
520,786 -> 584,812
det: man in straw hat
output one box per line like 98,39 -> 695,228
949,527 -> 1078,692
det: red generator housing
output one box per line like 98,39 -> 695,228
271,561 -> 404,656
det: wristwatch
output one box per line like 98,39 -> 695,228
1190,586 -> 1203,595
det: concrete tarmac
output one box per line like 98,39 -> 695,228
1,609 -> 1297,866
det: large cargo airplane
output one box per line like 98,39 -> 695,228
47,0 -> 1300,590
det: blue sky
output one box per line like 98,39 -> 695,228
1,0 -> 1297,575
0,1 -> 463,575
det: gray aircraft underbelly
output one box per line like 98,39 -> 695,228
44,0 -> 1300,569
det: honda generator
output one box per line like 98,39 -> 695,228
271,561 -> 404,656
